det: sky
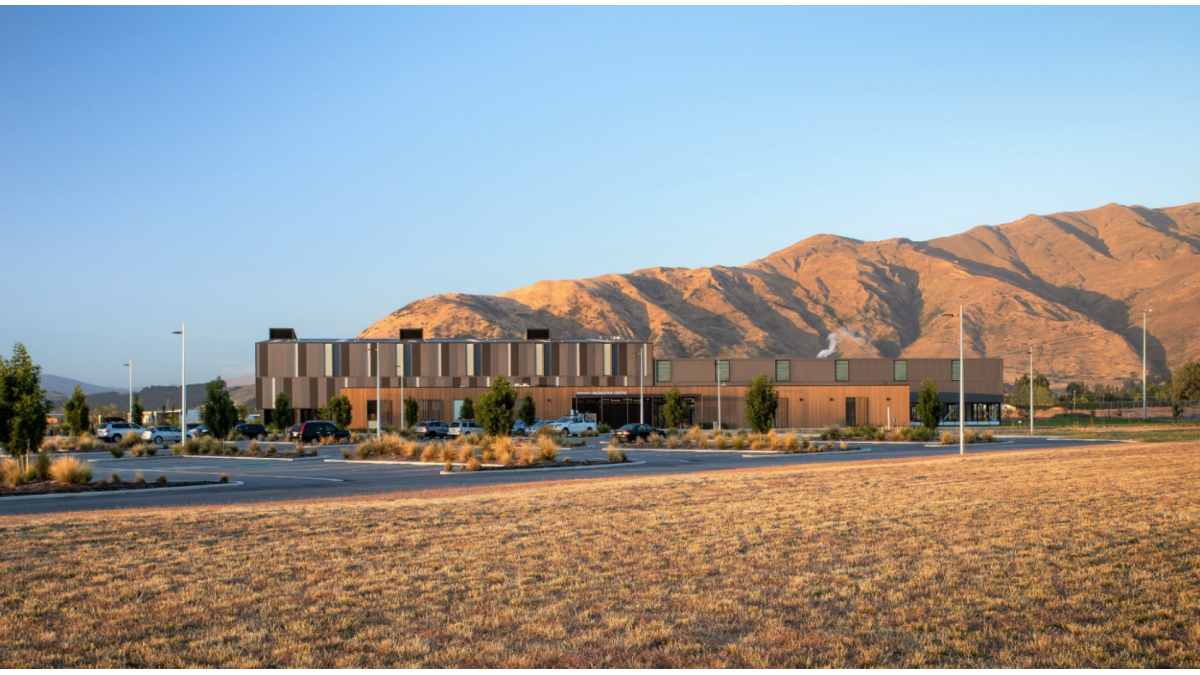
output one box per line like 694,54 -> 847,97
1,6 -> 1198,388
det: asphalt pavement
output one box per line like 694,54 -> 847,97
0,434 -> 1127,515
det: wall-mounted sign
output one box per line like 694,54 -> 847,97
577,391 -> 629,396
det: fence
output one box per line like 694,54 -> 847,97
1006,399 -> 1200,422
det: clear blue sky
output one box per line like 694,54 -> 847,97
2,6 -> 1198,388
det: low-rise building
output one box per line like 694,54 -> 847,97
255,328 -> 1002,430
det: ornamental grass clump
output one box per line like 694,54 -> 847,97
1,458 -> 26,488
713,434 -> 729,450
421,442 -> 440,462
647,432 -> 664,448
49,456 -> 93,485
456,445 -> 474,464
247,440 -> 261,455
766,430 -> 781,451
155,475 -> 168,484
132,472 -> 146,484
821,425 -> 843,441
536,435 -> 559,462
466,456 -> 482,471
607,447 -> 627,464
982,430 -> 995,443
783,432 -> 800,453
941,431 -> 956,445
964,429 -> 978,444
731,435 -> 745,450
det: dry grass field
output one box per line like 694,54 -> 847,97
2,442 -> 1199,667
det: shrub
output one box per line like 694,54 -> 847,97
156,475 -> 168,484
171,444 -> 184,455
665,433 -> 682,449
749,435 -> 764,451
466,456 -> 482,471
766,430 -> 781,451
440,444 -> 456,463
874,428 -> 887,441
488,436 -> 515,463
110,471 -> 122,483
982,430 -> 995,443
941,431 -> 955,445
744,373 -> 779,433
580,428 -> 599,437
443,460 -> 453,472
714,434 -> 729,450
267,445 -> 278,455
498,444 -> 515,467
133,472 -> 146,484
1,458 -> 27,488
914,427 -> 936,442
457,445 -> 474,463
731,435 -> 745,450
964,429 -> 978,444
648,432 -> 664,448
342,448 -> 352,459
145,446 -> 157,457
821,425 -> 843,441
536,435 -> 559,462
597,423 -> 611,434
607,447 -> 628,464
49,456 -> 93,485
839,440 -> 847,451
247,440 -> 261,455
421,442 -> 439,462
219,473 -> 229,483
130,446 -> 144,458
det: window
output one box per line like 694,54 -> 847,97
775,360 -> 790,382
715,360 -> 729,383
835,360 -> 849,382
324,343 -> 335,377
893,360 -> 907,382
656,360 -> 671,382
604,344 -> 618,376
535,344 -> 546,377
395,343 -> 408,377
951,359 -> 961,381
466,343 -> 481,376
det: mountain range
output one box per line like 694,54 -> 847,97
360,201 -> 1200,385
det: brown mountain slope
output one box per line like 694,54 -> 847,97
362,202 -> 1200,385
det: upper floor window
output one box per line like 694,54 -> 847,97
893,360 -> 907,382
603,343 -> 619,376
324,344 -> 335,377
466,343 -> 481,376
775,360 -> 790,382
655,360 -> 671,382
715,360 -> 729,383
535,343 -> 546,377
835,360 -> 849,382
951,359 -> 961,381
395,343 -> 407,377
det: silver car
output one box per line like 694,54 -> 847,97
141,425 -> 183,444
97,422 -> 145,443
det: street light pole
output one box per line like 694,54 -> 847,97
715,358 -> 722,431
124,360 -> 133,423
173,325 -> 185,431
1142,308 -> 1151,420
375,343 -> 381,439
636,348 -> 644,425
940,308 -> 965,455
1029,346 -> 1034,437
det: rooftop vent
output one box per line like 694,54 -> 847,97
269,328 -> 297,340
526,328 -> 550,340
398,328 -> 424,341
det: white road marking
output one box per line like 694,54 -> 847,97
115,468 -> 346,482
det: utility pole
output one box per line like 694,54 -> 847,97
636,348 -> 644,425
958,304 -> 964,456
399,342 -> 406,430
173,325 -> 185,433
374,343 -> 381,439
715,358 -> 722,431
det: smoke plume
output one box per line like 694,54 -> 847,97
816,328 -> 865,358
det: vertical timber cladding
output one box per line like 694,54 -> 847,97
340,383 -> 910,429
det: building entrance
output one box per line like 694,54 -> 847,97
573,395 -> 659,429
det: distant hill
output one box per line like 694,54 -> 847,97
42,374 -> 120,396
361,201 -> 1200,385
83,383 -> 256,414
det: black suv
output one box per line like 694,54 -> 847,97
233,423 -> 268,440
299,420 -> 351,443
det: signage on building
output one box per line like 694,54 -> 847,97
578,391 -> 629,396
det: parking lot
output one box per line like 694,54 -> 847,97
0,434 -> 1128,515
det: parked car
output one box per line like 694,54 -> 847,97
415,420 -> 449,438
447,420 -> 484,437
614,423 -> 662,444
97,422 -> 145,443
141,425 -> 183,444
288,424 -> 302,441
298,420 -> 351,443
522,420 -> 549,436
233,423 -> 268,440
187,424 -> 209,438
548,415 -> 598,436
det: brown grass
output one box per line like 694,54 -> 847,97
47,456 -> 92,485
1,443 -> 1199,667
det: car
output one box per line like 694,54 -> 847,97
96,422 -> 145,443
548,415 -> 598,437
522,420 -> 549,436
298,420 -> 351,443
187,424 -> 209,438
613,423 -> 662,444
288,424 -> 302,441
447,420 -> 484,437
141,425 -> 183,444
414,420 -> 449,438
512,420 -> 528,436
233,422 -> 268,440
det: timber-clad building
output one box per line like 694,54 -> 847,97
256,328 -> 1003,430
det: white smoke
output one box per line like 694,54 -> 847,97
816,328 -> 865,358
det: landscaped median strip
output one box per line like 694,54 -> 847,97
324,458 -> 647,474
164,454 -> 323,462
0,481 -> 244,502
439,460 -> 647,475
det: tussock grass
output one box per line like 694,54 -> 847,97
0,458 -> 26,488
48,456 -> 92,485
3,443 -> 1200,667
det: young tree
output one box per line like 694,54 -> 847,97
459,396 -> 474,421
200,377 -> 238,440
404,395 -> 419,428
915,378 -> 943,430
663,385 -> 686,430
95,403 -> 123,421
328,394 -> 353,429
272,392 -> 292,431
131,393 -> 145,426
475,376 -> 517,437
63,385 -> 90,436
235,404 -> 251,422
0,343 -> 53,460
744,374 -> 779,433
1172,361 -> 1200,401
518,394 -> 537,427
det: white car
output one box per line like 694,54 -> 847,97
141,425 -> 183,444
97,422 -> 145,443
447,420 -> 484,437
548,415 -> 597,436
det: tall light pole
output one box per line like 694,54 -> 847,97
1028,345 -> 1034,436
1142,307 -> 1151,420
941,306 -> 964,455
173,325 -> 185,431
715,358 -> 722,431
374,343 -> 381,439
633,348 -> 644,425
399,344 -> 406,430
124,360 -> 133,423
